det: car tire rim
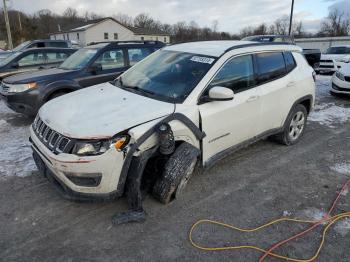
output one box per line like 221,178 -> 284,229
288,111 -> 305,141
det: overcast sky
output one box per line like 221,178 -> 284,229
3,0 -> 350,33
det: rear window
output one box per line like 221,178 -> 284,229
283,52 -> 296,72
256,52 -> 286,84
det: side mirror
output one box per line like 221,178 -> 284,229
208,86 -> 234,101
89,63 -> 102,74
11,62 -> 19,69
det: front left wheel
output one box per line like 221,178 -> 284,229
152,142 -> 199,204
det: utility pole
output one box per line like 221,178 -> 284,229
288,0 -> 295,36
3,0 -> 13,49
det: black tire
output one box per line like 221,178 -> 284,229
152,142 -> 199,204
274,104 -> 308,146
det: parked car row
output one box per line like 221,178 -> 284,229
0,41 -> 165,115
0,39 -> 73,60
315,45 -> 350,74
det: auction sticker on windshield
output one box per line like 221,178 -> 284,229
190,56 -> 215,64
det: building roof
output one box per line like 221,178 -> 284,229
164,41 -> 301,57
50,17 -> 169,36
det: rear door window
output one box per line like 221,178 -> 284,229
94,49 -> 125,70
128,48 -> 152,66
46,52 -> 70,64
255,52 -> 286,85
17,52 -> 46,67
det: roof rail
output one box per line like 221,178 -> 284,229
87,40 -> 164,46
225,42 -> 296,53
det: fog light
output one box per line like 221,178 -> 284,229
64,172 -> 102,187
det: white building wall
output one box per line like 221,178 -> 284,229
295,37 -> 350,53
50,18 -> 171,46
85,19 -> 135,44
136,34 -> 170,43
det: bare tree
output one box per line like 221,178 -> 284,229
319,9 -> 350,36
114,13 -> 133,27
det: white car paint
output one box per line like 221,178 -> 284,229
332,63 -> 350,94
31,41 -> 315,196
39,83 -> 174,139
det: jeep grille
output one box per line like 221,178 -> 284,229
32,116 -> 74,154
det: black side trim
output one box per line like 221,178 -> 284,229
116,113 -> 205,195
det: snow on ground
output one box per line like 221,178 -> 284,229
308,103 -> 350,128
308,75 -> 350,127
330,163 -> 350,176
0,100 -> 36,179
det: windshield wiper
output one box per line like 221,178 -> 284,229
123,85 -> 155,96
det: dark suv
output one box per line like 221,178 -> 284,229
0,40 -> 72,59
0,41 -> 165,116
0,48 -> 76,80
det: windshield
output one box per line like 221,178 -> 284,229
325,47 -> 350,54
12,41 -> 30,52
115,50 -> 216,103
59,48 -> 98,70
0,51 -> 21,67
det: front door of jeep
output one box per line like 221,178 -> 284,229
198,54 -> 261,165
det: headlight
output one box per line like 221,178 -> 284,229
72,135 -> 130,156
335,71 -> 345,81
7,82 -> 37,93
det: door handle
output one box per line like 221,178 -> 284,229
246,96 -> 259,102
287,82 -> 295,87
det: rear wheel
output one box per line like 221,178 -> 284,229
274,104 -> 307,146
152,142 -> 199,204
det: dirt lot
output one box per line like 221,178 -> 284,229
0,75 -> 350,262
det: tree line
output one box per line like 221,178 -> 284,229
0,7 -> 349,48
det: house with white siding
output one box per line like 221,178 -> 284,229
49,17 -> 170,46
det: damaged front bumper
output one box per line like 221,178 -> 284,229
30,126 -> 126,201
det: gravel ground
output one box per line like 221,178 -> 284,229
0,75 -> 350,262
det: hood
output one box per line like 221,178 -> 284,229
4,68 -> 76,84
339,63 -> 350,76
39,83 -> 174,139
321,54 -> 349,61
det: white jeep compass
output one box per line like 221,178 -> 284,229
30,41 -> 315,222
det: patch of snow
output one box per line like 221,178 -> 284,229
315,75 -> 333,99
308,103 -> 350,128
0,100 -> 36,178
301,207 -> 327,223
334,218 -> 350,237
283,210 -> 292,217
330,163 -> 350,175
